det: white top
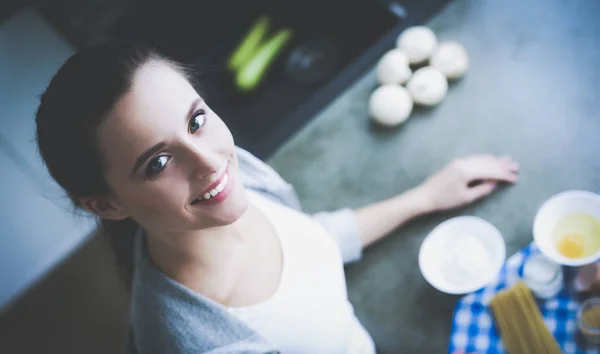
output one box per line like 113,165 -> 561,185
228,190 -> 375,354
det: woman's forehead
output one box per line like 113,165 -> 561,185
108,62 -> 197,130
130,62 -> 196,112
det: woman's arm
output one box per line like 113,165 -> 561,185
355,154 -> 520,248
355,187 -> 432,248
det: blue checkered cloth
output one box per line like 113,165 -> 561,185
448,242 -> 600,354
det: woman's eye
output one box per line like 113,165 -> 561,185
146,155 -> 170,176
189,109 -> 206,134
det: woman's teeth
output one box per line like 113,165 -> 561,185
196,174 -> 229,203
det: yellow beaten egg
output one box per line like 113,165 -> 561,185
557,233 -> 585,258
555,213 -> 600,259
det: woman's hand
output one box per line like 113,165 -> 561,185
354,154 -> 519,248
416,154 -> 520,212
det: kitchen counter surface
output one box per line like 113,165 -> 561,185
267,0 -> 600,352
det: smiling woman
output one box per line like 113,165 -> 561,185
35,42 -> 519,354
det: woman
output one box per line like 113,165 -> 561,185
35,42 -> 519,354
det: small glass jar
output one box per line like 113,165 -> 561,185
523,253 -> 564,299
573,263 -> 600,294
578,297 -> 600,346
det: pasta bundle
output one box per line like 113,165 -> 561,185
490,281 -> 562,354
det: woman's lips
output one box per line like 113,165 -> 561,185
200,166 -> 227,196
191,166 -> 233,206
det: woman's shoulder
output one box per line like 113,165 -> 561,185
235,147 -> 283,186
236,147 -> 302,211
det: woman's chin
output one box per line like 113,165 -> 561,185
207,186 -> 249,226
217,199 -> 249,225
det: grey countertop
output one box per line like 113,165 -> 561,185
267,0 -> 600,352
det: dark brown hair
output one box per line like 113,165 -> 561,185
35,42 -> 190,289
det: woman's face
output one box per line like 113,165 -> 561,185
95,61 -> 248,233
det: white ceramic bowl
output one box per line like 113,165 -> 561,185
533,190 -> 600,266
419,216 -> 506,294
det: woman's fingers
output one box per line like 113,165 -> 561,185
459,155 -> 519,183
500,155 -> 520,172
466,181 -> 498,202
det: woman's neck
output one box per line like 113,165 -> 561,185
145,204 -> 262,284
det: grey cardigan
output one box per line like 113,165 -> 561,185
128,147 -> 363,354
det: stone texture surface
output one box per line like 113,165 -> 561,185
267,0 -> 600,352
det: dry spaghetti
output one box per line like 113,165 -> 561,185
490,281 -> 562,354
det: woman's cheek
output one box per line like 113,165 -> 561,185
209,113 -> 235,146
148,175 -> 188,205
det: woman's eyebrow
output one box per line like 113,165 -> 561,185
132,142 -> 167,174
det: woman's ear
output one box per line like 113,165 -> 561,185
79,196 -> 128,220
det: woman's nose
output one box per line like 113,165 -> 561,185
188,149 -> 221,180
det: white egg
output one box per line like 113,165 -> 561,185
396,26 -> 438,64
406,66 -> 448,106
369,84 -> 413,127
431,41 -> 469,80
376,49 -> 412,85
